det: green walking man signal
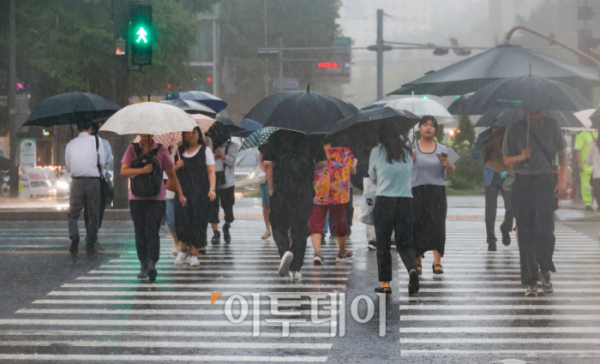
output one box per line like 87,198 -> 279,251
130,4 -> 154,66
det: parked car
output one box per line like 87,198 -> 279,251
234,149 -> 263,194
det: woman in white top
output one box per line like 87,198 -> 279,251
412,116 -> 457,275
586,133 -> 600,212
173,127 -> 217,267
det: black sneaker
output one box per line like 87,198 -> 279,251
137,261 -> 149,279
147,261 -> 157,283
408,270 -> 420,295
488,241 -> 497,251
500,224 -> 511,246
69,236 -> 79,257
585,206 -> 594,212
223,225 -> 231,244
211,231 -> 221,245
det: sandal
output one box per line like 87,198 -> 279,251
416,264 -> 422,275
374,286 -> 392,294
261,230 -> 272,240
432,264 -> 444,274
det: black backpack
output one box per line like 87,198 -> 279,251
130,143 -> 163,197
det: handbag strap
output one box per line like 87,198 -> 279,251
95,135 -> 103,179
529,128 -> 555,168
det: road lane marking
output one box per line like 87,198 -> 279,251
61,283 -> 347,288
0,330 -> 332,338
400,350 -> 600,357
400,314 -> 600,321
0,340 -> 332,349
16,308 -> 339,316
0,354 -> 329,362
0,319 -> 334,327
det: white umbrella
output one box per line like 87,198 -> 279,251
386,97 -> 455,124
100,102 -> 197,135
564,108 -> 596,132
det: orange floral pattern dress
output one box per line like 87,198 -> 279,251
313,147 -> 354,205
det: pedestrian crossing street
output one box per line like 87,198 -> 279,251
399,221 -> 600,362
0,220 -> 361,363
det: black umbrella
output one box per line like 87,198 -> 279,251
474,108 -> 583,128
389,44 -> 600,96
206,116 -> 245,149
244,88 -> 358,134
326,107 -> 420,190
447,92 -> 474,115
24,92 -> 120,127
462,76 -> 592,115
158,99 -> 217,118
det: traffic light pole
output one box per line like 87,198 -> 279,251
376,9 -> 384,101
112,0 -> 130,209
505,26 -> 600,81
8,0 -> 18,198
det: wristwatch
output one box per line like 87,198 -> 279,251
210,188 -> 216,191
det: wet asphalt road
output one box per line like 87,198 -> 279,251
0,218 -> 599,363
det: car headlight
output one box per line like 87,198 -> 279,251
56,181 -> 69,189
249,172 -> 255,179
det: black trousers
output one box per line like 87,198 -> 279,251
485,172 -> 514,244
512,174 -> 557,286
592,178 -> 600,207
270,187 -> 314,272
130,200 -> 165,263
208,186 -> 235,225
374,196 -> 417,282
68,178 -> 101,247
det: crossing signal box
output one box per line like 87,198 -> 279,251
130,4 -> 154,66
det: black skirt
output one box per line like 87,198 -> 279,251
412,185 -> 447,257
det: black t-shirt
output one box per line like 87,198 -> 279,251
261,132 -> 326,190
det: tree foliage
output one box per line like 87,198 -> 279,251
0,0 -> 211,106
454,116 -> 475,147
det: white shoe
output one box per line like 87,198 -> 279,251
287,271 -> 302,281
189,255 -> 200,267
174,251 -> 189,265
278,251 -> 294,277
172,246 -> 180,257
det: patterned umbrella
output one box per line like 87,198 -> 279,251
134,113 -> 216,146
240,127 -> 280,151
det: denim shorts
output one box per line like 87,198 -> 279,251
260,183 -> 270,207
165,198 -> 176,232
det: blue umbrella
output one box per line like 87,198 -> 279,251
232,119 -> 262,138
359,100 -> 390,111
164,91 -> 227,113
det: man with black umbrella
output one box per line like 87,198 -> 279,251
66,120 -> 105,256
503,110 -> 569,297
261,132 -> 328,280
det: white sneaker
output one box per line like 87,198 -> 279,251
287,271 -> 302,281
189,255 -> 200,267
174,251 -> 189,265
278,251 -> 294,277
172,246 -> 180,257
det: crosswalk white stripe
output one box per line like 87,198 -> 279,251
0,329 -> 332,338
412,288 -> 600,292
399,305 -> 600,310
400,338 -> 600,344
46,291 -> 340,297
16,308 -> 339,316
32,299 -> 342,306
61,283 -> 347,288
412,281 -> 600,285
400,350 -> 600,357
400,315 -> 600,321
0,319 -> 334,328
88,270 -> 350,275
0,354 -> 329,362
399,296 -> 600,302
0,340 -> 332,349
75,276 -> 349,281
400,327 -> 600,333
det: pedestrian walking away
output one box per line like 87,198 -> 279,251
173,127 -> 217,268
121,134 -> 186,282
575,130 -> 598,210
502,110 -> 569,296
412,115 -> 458,275
209,138 -> 239,245
66,120 -> 106,257
369,122 -> 419,295
261,131 -> 327,280
585,133 -> 600,211
258,151 -> 272,240
83,121 -> 114,236
473,125 -> 515,250
309,145 -> 356,265
165,146 -> 180,256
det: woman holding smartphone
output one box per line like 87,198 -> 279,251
412,115 -> 457,275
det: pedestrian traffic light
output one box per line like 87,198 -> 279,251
130,4 -> 154,66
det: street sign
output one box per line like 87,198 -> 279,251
273,78 -> 299,89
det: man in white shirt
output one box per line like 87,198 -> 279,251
84,121 -> 113,232
209,138 -> 239,244
66,120 -> 105,256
